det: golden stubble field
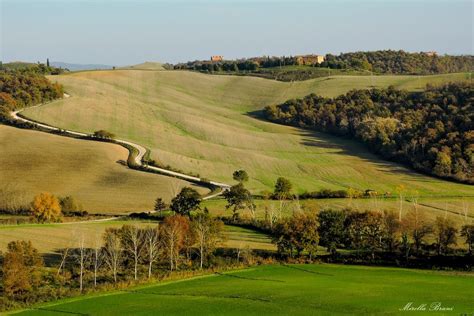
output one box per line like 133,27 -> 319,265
0,125 -> 208,213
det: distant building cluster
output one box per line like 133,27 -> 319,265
295,54 -> 325,65
209,54 -> 326,65
210,55 -> 224,62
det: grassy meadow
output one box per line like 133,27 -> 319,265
0,219 -> 274,255
223,225 -> 275,251
20,70 -> 473,197
203,196 -> 474,224
15,264 -> 474,315
0,125 -> 208,214
0,220 -> 144,255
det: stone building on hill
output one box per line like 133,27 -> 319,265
296,54 -> 325,65
210,55 -> 223,62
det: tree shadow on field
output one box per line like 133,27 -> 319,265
299,129 -> 444,183
246,109 -> 266,120
246,110 -> 437,184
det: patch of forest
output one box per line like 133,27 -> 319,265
264,82 -> 474,184
0,68 -> 63,122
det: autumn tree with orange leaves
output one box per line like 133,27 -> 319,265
31,192 -> 62,223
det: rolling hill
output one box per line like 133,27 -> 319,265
0,125 -> 208,213
20,70 -> 473,197
122,61 -> 165,70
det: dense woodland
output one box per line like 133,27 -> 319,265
321,51 -> 474,74
175,50 -> 473,80
264,82 -> 474,183
0,68 -> 63,122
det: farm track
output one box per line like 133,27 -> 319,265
10,96 -> 230,201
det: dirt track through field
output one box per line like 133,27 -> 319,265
10,96 -> 230,201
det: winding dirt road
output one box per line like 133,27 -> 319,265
11,96 -> 230,200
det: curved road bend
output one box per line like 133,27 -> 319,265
11,97 -> 230,201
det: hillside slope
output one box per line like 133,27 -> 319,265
0,125 -> 208,213
22,70 -> 473,196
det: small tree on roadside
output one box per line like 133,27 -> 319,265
273,177 -> 292,200
223,183 -> 251,219
31,192 -> 62,223
233,170 -> 249,183
154,197 -> 168,215
59,196 -> 83,215
93,130 -> 115,140
170,187 -> 201,216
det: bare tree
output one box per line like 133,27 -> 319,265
57,246 -> 70,276
369,190 -> 379,210
103,228 -> 122,283
121,225 -> 144,280
291,195 -> 302,215
246,195 -> 257,220
144,226 -> 160,279
461,198 -> 469,225
192,213 -> 223,269
92,234 -> 104,288
265,205 -> 278,231
73,235 -> 88,292
396,184 -> 406,221
236,242 -> 244,262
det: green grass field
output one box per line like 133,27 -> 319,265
20,70 -> 473,198
15,264 -> 474,315
0,125 -> 208,214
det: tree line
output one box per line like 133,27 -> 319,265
173,50 -> 473,75
264,82 -> 474,183
0,213 -> 224,307
220,172 -> 474,260
321,50 -> 474,74
272,208 -> 474,260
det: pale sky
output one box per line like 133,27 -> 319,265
1,0 -> 473,66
